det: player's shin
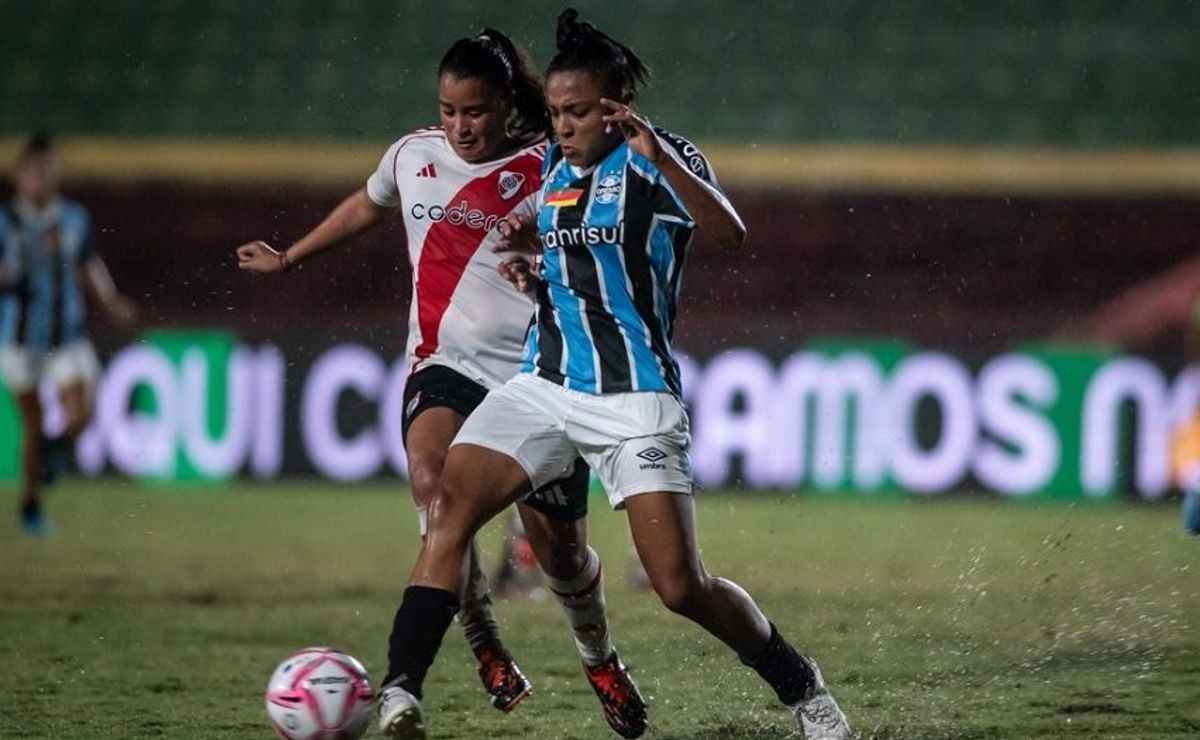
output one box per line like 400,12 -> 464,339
458,540 -> 501,651
546,546 -> 613,665
740,623 -> 816,705
383,586 -> 459,697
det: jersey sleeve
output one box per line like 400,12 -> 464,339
655,127 -> 721,191
366,140 -> 403,209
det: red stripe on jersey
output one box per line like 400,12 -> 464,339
413,151 -> 543,364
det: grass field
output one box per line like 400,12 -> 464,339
1,480 -> 1197,739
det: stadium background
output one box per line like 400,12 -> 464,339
2,2 -> 1200,739
4,0 -> 1199,500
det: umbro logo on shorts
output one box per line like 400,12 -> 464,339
636,446 -> 669,470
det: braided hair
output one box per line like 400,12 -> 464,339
438,28 -> 549,142
547,8 -> 650,98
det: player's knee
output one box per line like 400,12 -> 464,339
653,573 -> 707,617
429,473 -> 486,537
407,459 -> 443,504
539,539 -> 587,581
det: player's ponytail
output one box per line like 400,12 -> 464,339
438,29 -> 550,143
549,8 -> 650,98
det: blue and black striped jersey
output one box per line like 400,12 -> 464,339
0,198 -> 95,351
523,128 -> 725,396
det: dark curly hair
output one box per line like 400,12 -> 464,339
547,8 -> 650,98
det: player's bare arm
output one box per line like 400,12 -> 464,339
83,256 -> 137,326
237,186 -> 391,273
601,98 -> 747,251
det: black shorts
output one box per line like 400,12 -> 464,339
402,364 -> 589,522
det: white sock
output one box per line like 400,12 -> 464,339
546,547 -> 612,666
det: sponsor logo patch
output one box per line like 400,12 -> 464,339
636,446 -> 669,470
594,174 -> 622,205
498,170 -> 525,200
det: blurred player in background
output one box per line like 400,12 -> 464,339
1171,290 -> 1200,536
236,28 -> 643,729
378,10 -> 849,740
0,132 -> 136,535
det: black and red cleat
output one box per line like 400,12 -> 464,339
475,644 -> 532,712
583,652 -> 648,738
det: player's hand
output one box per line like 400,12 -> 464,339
107,294 -> 139,327
601,98 -> 663,164
497,256 -> 539,293
237,240 -> 286,274
495,214 -> 541,257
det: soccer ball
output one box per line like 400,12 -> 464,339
264,647 -> 375,740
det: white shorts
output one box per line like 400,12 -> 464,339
454,373 -> 693,509
0,340 -> 100,394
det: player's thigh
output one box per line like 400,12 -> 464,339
453,374 -> 577,493
400,365 -> 489,506
405,407 -> 466,507
624,491 -> 706,602
13,388 -> 42,434
518,458 -> 591,577
436,442 -> 534,537
570,390 -> 693,510
58,381 -> 90,433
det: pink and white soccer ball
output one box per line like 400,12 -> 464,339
265,647 -> 375,740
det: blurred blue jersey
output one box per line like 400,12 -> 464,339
0,198 -> 95,351
523,128 -> 726,396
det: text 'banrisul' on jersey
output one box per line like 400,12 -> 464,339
523,128 -> 726,396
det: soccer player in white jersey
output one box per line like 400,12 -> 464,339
377,10 -> 850,740
235,28 -> 643,734
1,132 -> 136,535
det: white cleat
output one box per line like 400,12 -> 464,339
377,685 -> 427,739
791,659 -> 850,740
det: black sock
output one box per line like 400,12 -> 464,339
741,623 -> 816,706
383,586 -> 460,698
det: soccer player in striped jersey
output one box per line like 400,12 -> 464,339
1,132 -> 136,535
235,28 -> 639,732
378,10 -> 850,740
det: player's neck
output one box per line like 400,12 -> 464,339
15,193 -> 60,219
462,136 -> 525,165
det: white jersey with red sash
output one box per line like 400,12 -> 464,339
367,128 -> 545,388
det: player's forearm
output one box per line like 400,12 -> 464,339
656,154 -> 747,250
84,257 -> 119,303
284,187 -> 389,266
